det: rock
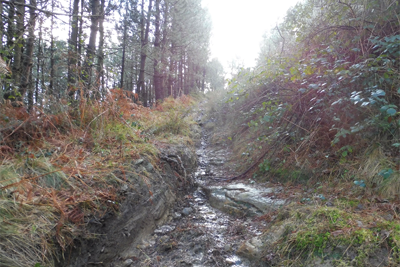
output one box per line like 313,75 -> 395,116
236,237 -> 263,260
120,184 -> 129,192
145,162 -> 154,172
194,198 -> 205,205
356,204 -> 364,210
182,207 -> 193,216
134,158 -> 144,165
382,213 -> 394,221
122,259 -> 133,267
173,212 -> 182,219
325,201 -> 334,207
154,225 -> 175,235
225,257 -> 236,265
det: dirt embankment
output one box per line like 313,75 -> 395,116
59,143 -> 198,267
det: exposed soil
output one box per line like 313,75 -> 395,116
61,106 -> 285,267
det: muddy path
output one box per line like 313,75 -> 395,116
122,109 -> 286,267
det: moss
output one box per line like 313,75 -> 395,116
312,207 -> 350,228
262,204 -> 400,266
337,198 -> 359,208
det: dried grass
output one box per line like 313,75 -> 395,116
0,91 -> 197,266
361,147 -> 400,197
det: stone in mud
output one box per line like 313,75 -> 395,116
205,183 -> 286,217
209,157 -> 225,166
173,212 -> 182,219
236,237 -> 263,260
122,259 -> 133,267
134,158 -> 144,165
154,225 -> 175,235
145,162 -> 154,172
182,207 -> 194,216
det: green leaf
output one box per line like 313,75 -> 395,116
386,108 -> 397,116
372,89 -> 385,97
393,143 -> 400,148
378,169 -> 394,179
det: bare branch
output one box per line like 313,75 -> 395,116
1,0 -> 99,17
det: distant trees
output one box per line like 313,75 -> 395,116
205,58 -> 225,91
0,0 -> 218,109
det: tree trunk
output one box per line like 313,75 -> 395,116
35,19 -> 42,107
21,0 -> 36,106
49,0 -> 54,96
12,0 -> 25,98
68,0 -> 80,98
6,0 -> 15,61
138,0 -> 153,106
0,2 -> 3,53
82,0 -> 100,96
120,15 -> 128,89
201,67 -> 205,92
153,0 -> 162,102
96,0 -> 105,99
160,0 -> 169,100
0,2 -> 3,102
178,49 -> 183,96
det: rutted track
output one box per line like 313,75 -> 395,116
126,109 -> 285,267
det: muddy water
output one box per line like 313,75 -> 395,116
128,116 -> 285,267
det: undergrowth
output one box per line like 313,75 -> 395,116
0,91 -> 195,266
262,203 -> 400,266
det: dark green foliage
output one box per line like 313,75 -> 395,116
224,0 -> 399,184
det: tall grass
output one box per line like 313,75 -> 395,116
0,91 -> 197,266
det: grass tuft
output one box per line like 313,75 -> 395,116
0,92 -> 198,266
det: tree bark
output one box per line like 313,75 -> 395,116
96,0 -> 105,98
153,0 -> 162,102
137,0 -> 152,106
11,0 -> 25,97
120,15 -> 128,89
0,2 -> 3,53
35,19 -> 42,107
68,0 -> 80,98
6,0 -> 15,61
82,0 -> 100,96
21,0 -> 36,106
49,0 -> 54,96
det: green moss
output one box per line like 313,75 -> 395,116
312,207 -> 350,228
267,204 -> 400,266
337,198 -> 359,208
296,230 -> 331,254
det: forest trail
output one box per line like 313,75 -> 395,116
118,104 -> 286,267
83,101 -> 397,267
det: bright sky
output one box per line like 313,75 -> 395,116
202,0 -> 300,71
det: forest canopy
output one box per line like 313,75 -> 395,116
0,0 -> 224,109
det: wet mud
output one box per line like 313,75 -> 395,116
125,113 -> 286,267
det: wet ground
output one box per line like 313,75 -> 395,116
126,114 -> 286,267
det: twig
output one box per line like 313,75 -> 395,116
281,117 -> 310,133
